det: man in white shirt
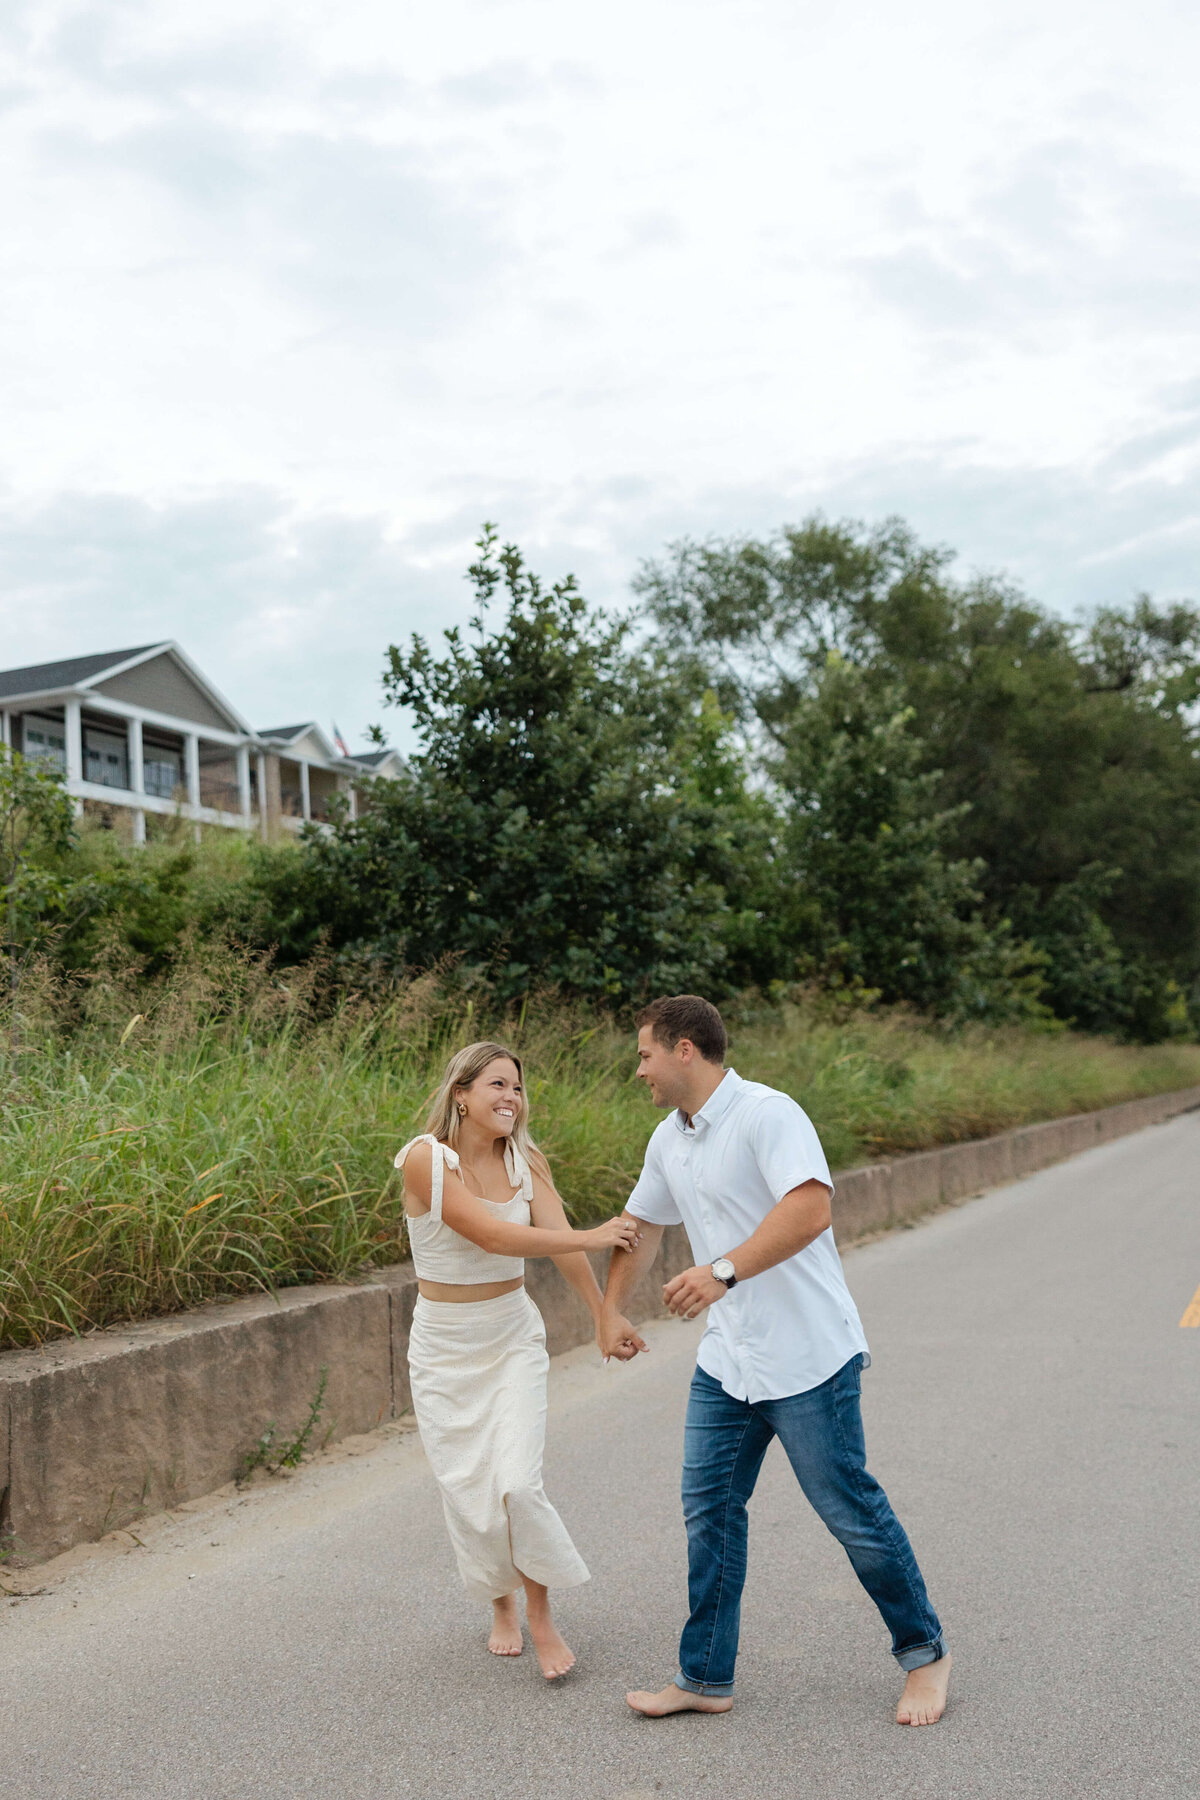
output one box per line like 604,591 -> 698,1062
601,994 -> 950,1726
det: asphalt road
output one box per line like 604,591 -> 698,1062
4,1112 -> 1199,1800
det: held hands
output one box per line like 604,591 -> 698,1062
587,1214 -> 642,1253
663,1265 -> 728,1320
597,1309 -> 648,1362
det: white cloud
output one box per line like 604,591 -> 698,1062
2,0 -> 1199,737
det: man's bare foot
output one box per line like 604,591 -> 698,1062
896,1652 -> 951,1726
626,1684 -> 733,1717
526,1610 -> 576,1680
487,1595 -> 523,1658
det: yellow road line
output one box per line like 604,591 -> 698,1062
1180,1283 -> 1200,1328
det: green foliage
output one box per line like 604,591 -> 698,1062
236,1367 -> 330,1484
287,525 -> 760,1000
1,748 -> 84,1032
13,514 -> 1200,1041
769,657 -> 1046,1020
637,516 -> 1200,1037
57,827 -> 302,975
2,947 -> 1198,1350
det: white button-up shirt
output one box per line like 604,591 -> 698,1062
626,1068 -> 869,1403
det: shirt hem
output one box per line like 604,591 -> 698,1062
695,1339 -> 871,1404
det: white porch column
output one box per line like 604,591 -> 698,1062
128,716 -> 146,846
237,744 -> 252,828
256,752 -> 269,842
64,698 -> 83,814
184,732 -> 201,842
64,697 -> 83,781
184,733 -> 201,809
1,710 -> 11,750
299,759 -> 311,822
348,779 -> 358,822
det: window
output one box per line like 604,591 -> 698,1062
21,715 -> 67,773
83,726 -> 129,791
143,747 -> 183,799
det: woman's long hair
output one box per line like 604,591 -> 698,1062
423,1040 -> 543,1169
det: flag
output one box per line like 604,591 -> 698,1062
332,722 -> 350,757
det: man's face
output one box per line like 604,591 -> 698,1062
635,1024 -> 691,1110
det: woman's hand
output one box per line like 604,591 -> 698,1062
584,1214 -> 642,1253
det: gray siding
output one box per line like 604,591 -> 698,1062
94,654 -> 236,733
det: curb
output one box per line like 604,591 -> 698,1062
3,1084 -> 1198,1565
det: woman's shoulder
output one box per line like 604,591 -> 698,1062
394,1135 -> 460,1173
523,1142 -> 553,1183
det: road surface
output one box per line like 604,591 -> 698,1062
3,1111 -> 1199,1799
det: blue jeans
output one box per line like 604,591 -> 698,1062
676,1357 -> 946,1696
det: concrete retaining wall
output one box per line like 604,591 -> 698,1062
3,1084 -> 1197,1565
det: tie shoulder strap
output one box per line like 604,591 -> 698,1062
393,1135 -> 460,1222
505,1140 -> 535,1205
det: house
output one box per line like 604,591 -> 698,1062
0,642 -> 403,843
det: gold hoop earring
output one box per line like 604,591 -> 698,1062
457,1102 -> 466,1117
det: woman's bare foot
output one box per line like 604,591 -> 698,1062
626,1685 -> 733,1717
487,1595 -> 523,1657
896,1652 -> 952,1725
526,1611 -> 576,1680
520,1576 -> 576,1680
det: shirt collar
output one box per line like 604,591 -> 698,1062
674,1067 -> 743,1135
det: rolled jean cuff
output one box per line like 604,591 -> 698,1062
675,1672 -> 735,1698
894,1634 -> 948,1673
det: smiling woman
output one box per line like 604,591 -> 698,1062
393,1037 -> 640,1680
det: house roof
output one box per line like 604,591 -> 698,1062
353,748 -> 402,769
257,723 -> 313,742
258,721 -> 346,764
0,645 -> 163,701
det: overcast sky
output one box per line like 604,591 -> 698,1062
2,0 -> 1199,747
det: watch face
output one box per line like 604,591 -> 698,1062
713,1259 -> 735,1283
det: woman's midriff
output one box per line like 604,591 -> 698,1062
416,1277 -> 524,1303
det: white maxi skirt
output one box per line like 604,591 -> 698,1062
408,1287 -> 591,1603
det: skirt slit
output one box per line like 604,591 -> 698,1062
407,1287 -> 590,1602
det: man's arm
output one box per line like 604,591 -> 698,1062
598,1217 -> 664,1360
662,1179 -> 831,1319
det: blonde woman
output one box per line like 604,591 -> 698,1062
395,1040 -> 639,1680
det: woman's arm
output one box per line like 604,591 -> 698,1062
527,1155 -> 605,1323
401,1141 -> 638,1259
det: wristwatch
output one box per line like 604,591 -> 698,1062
711,1257 -> 738,1291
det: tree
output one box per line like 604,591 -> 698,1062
637,516 -> 1200,1036
763,656 -> 1044,1018
292,527 -> 760,1001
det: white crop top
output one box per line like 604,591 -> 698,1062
394,1134 -> 533,1285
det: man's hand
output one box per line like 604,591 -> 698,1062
598,1309 -> 649,1362
663,1265 -> 728,1320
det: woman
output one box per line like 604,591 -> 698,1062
395,1040 -> 639,1680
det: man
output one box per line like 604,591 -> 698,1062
600,994 -> 951,1725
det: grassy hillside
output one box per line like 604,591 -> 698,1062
2,964 -> 1198,1350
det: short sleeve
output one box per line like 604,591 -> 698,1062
750,1096 -> 834,1202
625,1129 -> 683,1226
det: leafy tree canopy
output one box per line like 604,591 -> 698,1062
291,526 -> 764,1000
637,517 -> 1200,1037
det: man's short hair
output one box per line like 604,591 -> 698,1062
635,995 -> 728,1065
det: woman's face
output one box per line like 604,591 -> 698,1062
458,1057 -> 523,1138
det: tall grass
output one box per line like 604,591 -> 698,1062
2,947 -> 1198,1350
